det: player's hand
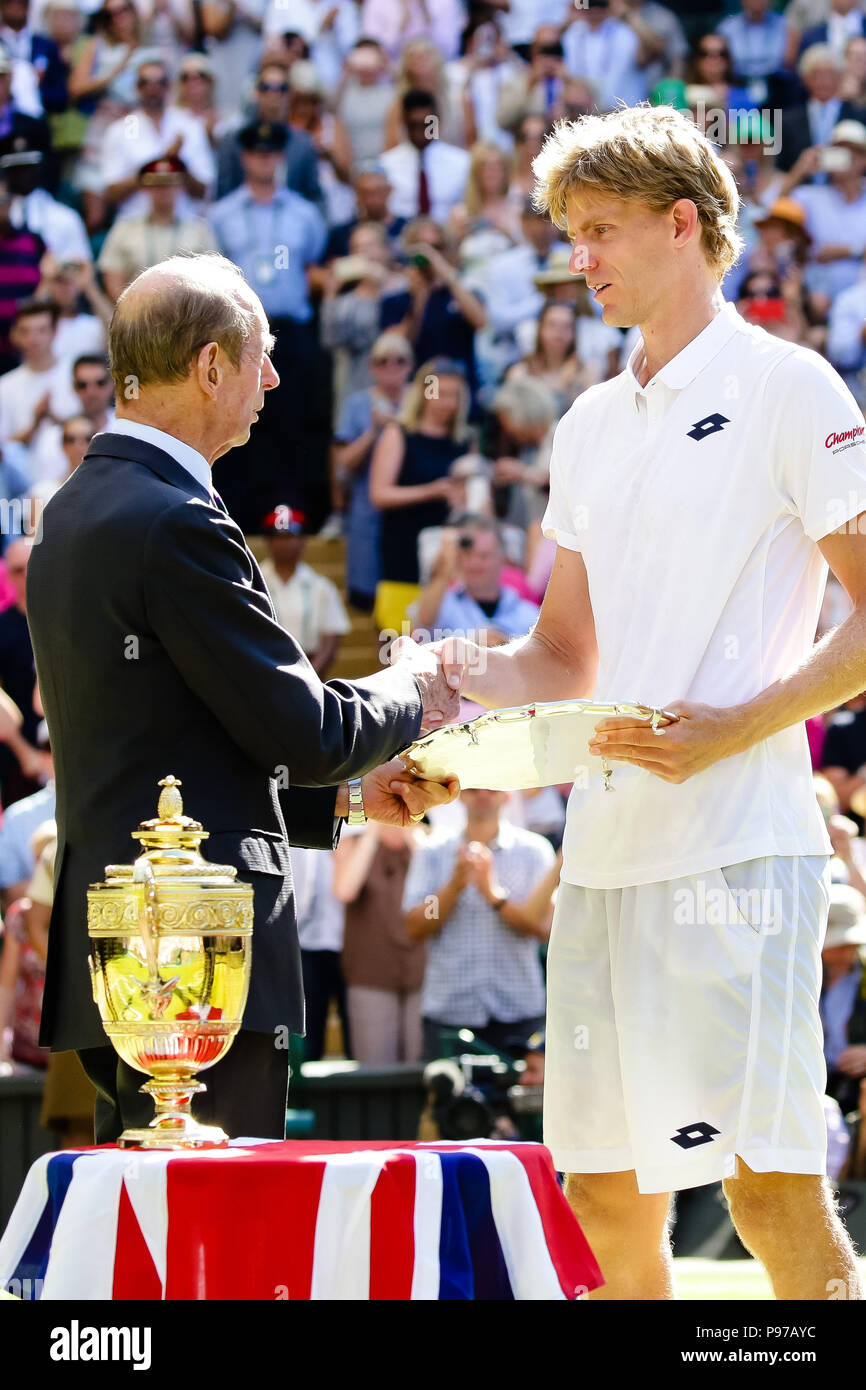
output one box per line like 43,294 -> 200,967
587,700 -> 751,783
390,633 -> 464,729
362,756 -> 459,827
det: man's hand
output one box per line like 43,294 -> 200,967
588,700 -> 752,783
464,840 -> 501,901
390,633 -> 464,729
360,756 -> 459,826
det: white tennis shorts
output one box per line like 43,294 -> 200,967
544,856 -> 831,1194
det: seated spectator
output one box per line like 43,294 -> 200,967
0,42 -> 48,141
360,0 -> 466,65
716,0 -> 787,94
320,224 -> 393,420
736,267 -> 815,343
333,328 -> 413,613
2,127 -> 91,264
474,197 -> 566,351
0,297 -> 78,482
506,300 -> 595,415
403,787 -> 556,1062
214,59 -> 321,204
35,253 -> 110,362
42,0 -> 89,177
0,172 -> 43,373
0,722 -> 54,909
66,0 -> 143,112
378,88 -> 471,225
841,31 -> 866,104
100,53 -> 215,219
98,154 -> 217,301
562,1 -> 645,111
369,354 -> 468,637
258,504 -> 350,678
671,30 -> 754,122
321,159 -> 405,263
333,819 -> 425,1065
447,140 -> 522,247
485,375 -> 557,529
69,352 -> 114,434
381,216 -> 486,405
174,52 -> 221,148
788,118 -> 866,314
800,0 -> 866,63
775,43 -> 866,173
821,882 -> 866,1115
0,0 -> 67,114
28,412 -> 92,527
826,239 -> 866,396
383,37 -> 463,151
333,38 -> 394,171
260,0 -> 361,87
412,513 -> 540,648
447,14 -> 525,152
496,24 -> 570,133
616,0 -> 688,94
288,58 -> 354,226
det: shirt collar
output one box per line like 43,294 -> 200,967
625,301 -> 742,402
110,417 -> 212,496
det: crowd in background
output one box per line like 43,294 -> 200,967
0,0 -> 864,1168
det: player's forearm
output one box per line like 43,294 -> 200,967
461,628 -> 596,709
732,603 -> 866,751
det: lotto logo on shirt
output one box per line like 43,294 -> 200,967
825,425 -> 866,454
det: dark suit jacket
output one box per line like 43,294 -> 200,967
215,124 -> 322,206
774,98 -> 866,171
30,34 -> 68,115
26,431 -> 423,1051
800,17 -> 866,60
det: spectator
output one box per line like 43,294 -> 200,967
258,504 -> 351,678
774,43 -> 865,172
0,893 -> 46,1072
562,1 -> 645,111
321,159 -> 405,262
0,0 -> 67,113
28,412 -> 93,523
69,352 -> 114,432
0,171 -> 43,372
0,537 -> 45,803
1,125 -> 91,263
35,252 -> 110,361
380,217 -> 486,404
0,297 -> 78,481
333,38 -> 394,171
173,52 -> 221,148
412,513 -> 541,646
214,60 -> 321,204
287,58 -> 354,226
841,31 -> 866,103
98,153 -> 217,300
716,0 -> 788,89
496,24 -> 570,132
378,88 -> 471,225
292,842 -> 350,1063
789,118 -> 866,311
333,328 -> 413,613
506,299 -> 595,414
41,0 -> 88,174
677,31 -> 753,120
403,787 -> 556,1062
486,375 -> 557,528
475,197 -> 566,349
449,14 -> 525,153
800,0 -> 866,61
360,0 -> 467,65
100,54 -> 215,218
0,721 -> 54,908
822,693 -> 866,827
511,111 -> 550,204
319,223 -> 391,415
614,0 -> 688,94
0,43 -> 47,141
383,37 -> 462,150
821,882 -> 866,1114
446,140 -> 522,246
827,241 -> 866,394
369,354 -> 468,636
333,819 -> 425,1064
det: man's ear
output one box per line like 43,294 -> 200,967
197,340 -> 221,395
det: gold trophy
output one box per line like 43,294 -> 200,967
87,776 -> 254,1149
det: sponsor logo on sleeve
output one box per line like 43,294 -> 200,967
825,425 -> 866,454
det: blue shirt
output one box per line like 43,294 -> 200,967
433,585 -> 540,642
209,185 -> 328,322
717,11 -> 786,81
821,961 -> 863,1069
0,781 -> 55,889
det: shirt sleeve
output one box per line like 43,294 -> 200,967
770,347 -> 866,541
0,824 -> 30,888
540,408 -> 584,552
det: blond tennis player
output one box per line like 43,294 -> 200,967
435,104 -> 866,1300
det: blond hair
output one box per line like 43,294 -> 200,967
399,358 -> 469,439
464,141 -> 513,217
531,104 -> 743,279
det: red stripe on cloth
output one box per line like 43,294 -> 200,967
368,1154 -> 415,1300
112,1180 -> 162,1300
503,1145 -> 603,1298
164,1149 -> 327,1301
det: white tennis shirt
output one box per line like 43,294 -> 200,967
541,301 -> 866,888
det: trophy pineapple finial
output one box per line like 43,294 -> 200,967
157,775 -> 183,822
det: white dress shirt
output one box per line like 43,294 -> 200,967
379,139 -> 471,223
109,417 -> 213,496
100,106 -> 216,220
562,16 -> 644,110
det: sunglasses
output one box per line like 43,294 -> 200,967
258,81 -> 289,93
373,356 -> 410,366
74,377 -> 109,389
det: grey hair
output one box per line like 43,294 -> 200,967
493,376 -> 558,429
109,253 -> 265,394
799,43 -> 845,77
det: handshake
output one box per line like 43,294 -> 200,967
348,634 -> 474,829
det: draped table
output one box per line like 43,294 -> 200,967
0,1138 -> 602,1301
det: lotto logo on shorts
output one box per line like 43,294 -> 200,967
670,1121 -> 720,1149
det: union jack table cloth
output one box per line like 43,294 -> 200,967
0,1138 -> 602,1300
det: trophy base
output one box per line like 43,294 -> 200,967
115,1075 -> 229,1149
117,1122 -> 228,1150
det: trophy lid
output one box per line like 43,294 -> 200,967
96,776 -> 241,884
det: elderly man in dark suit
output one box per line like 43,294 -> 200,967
26,252 -> 461,1142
